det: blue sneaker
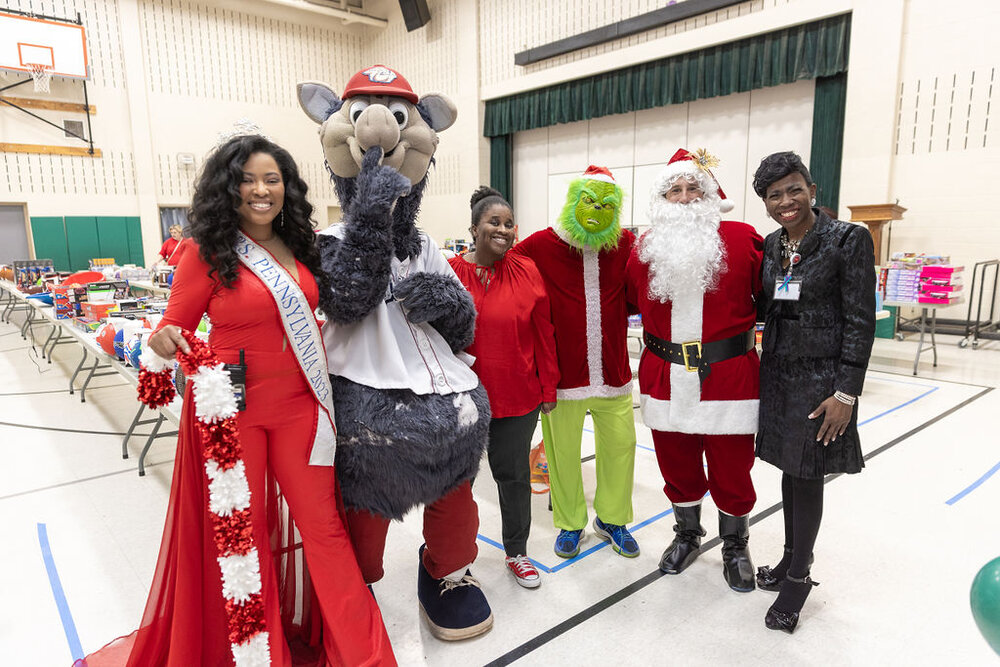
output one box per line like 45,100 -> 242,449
554,529 -> 583,558
594,517 -> 640,558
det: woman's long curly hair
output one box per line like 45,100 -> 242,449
189,134 -> 330,309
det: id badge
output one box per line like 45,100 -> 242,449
774,278 -> 802,301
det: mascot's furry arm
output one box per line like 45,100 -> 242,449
393,272 -> 476,352
317,147 -> 411,324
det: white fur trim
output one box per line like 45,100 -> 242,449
582,248 -> 603,389
652,162 -> 731,212
551,222 -> 584,250
453,393 -> 478,429
190,363 -> 238,423
653,163 -> 719,199
583,171 -> 615,184
232,633 -> 271,667
205,460 -> 252,516
217,549 -> 262,603
639,394 -> 759,434
557,381 -> 633,401
139,346 -> 172,373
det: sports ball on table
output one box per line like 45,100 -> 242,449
96,322 -> 119,356
123,332 -> 149,369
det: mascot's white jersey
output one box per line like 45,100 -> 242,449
319,225 -> 478,395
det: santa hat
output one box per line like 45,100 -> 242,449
580,165 -> 617,184
342,65 -> 418,104
656,148 -> 734,212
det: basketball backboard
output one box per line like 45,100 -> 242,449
0,11 -> 88,80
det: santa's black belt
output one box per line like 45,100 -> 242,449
642,329 -> 755,383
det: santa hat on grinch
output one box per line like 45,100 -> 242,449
653,148 -> 734,213
580,164 -> 616,183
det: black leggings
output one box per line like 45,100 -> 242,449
779,472 -> 824,578
486,406 -> 542,557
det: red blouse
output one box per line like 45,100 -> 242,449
449,253 -> 559,418
158,242 -> 318,357
165,238 -> 192,266
159,237 -> 179,260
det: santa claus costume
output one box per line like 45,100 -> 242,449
512,166 -> 639,560
625,149 -> 763,592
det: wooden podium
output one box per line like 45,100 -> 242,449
847,203 -> 906,264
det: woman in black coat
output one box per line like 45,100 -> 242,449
752,152 -> 876,633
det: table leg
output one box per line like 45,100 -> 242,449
40,323 -> 57,360
69,348 -> 89,395
138,414 -> 166,477
914,308 -> 927,375
80,355 -> 102,403
44,325 -> 64,361
931,308 -> 938,367
122,403 -> 147,459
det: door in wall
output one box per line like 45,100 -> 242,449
0,205 -> 30,265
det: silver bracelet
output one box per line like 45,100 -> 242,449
834,391 -> 857,406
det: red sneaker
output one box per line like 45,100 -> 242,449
505,555 -> 541,589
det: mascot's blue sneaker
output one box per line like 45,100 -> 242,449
417,545 -> 493,641
593,517 -> 640,558
554,529 -> 584,558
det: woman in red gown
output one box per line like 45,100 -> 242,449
81,135 -> 395,666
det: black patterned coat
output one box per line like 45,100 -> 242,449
756,210 -> 876,478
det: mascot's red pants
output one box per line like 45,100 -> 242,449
651,430 -> 756,516
345,481 -> 480,583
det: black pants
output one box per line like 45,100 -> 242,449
487,406 -> 541,557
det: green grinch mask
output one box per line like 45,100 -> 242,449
558,178 -> 624,251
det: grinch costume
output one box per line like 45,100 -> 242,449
511,166 -> 639,559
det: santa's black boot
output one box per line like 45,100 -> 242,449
659,504 -> 706,574
719,512 -> 755,592
417,545 -> 493,641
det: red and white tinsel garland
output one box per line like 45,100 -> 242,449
138,331 -> 270,667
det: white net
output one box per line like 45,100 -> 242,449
28,64 -> 52,93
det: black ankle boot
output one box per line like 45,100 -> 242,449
765,574 -> 819,634
659,504 -> 706,574
757,550 -> 814,592
719,512 -> 754,592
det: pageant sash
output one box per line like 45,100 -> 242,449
234,231 -> 337,466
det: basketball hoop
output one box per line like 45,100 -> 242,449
28,64 -> 53,93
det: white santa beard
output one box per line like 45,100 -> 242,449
639,197 -> 726,305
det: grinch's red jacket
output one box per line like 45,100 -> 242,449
511,226 -> 635,401
625,220 -> 763,434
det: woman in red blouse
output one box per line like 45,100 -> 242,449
158,225 -> 181,260
449,186 -> 559,589
83,135 -> 394,666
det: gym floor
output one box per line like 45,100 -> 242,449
1,308 -> 998,665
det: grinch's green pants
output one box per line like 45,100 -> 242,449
541,393 -> 636,530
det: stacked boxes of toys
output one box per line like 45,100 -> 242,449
883,265 -> 922,302
883,253 -> 962,304
918,264 -> 963,305
12,259 -> 55,292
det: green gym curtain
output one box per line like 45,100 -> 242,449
487,13 -> 852,206
809,72 -> 848,215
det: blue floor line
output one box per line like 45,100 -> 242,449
945,460 -> 1000,505
37,523 -> 83,662
858,386 -> 938,426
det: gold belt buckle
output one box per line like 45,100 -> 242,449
681,340 -> 702,372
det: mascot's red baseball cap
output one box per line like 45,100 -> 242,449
342,65 -> 418,104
